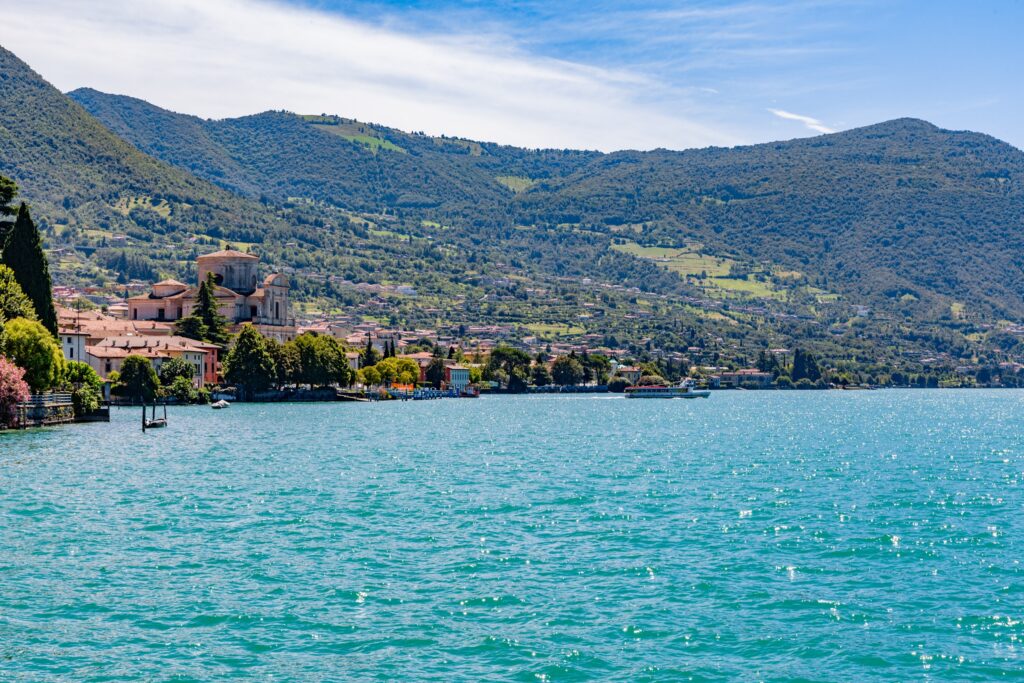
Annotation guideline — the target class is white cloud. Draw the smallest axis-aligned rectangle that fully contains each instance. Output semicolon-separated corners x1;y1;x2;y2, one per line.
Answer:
767;108;836;134
0;0;740;151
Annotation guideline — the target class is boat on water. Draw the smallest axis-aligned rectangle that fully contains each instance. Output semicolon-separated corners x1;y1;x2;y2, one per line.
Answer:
624;379;711;399
211;400;231;409
143;402;168;430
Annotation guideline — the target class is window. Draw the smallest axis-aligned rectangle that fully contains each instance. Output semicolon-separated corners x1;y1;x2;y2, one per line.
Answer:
69;348;74;359
275;301;280;319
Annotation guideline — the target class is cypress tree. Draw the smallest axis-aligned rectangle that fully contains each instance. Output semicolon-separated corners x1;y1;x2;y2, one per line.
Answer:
0;175;17;237
194;272;230;346
2;204;57;335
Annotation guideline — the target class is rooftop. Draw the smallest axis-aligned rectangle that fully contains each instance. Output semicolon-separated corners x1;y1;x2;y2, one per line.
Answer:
197;249;258;261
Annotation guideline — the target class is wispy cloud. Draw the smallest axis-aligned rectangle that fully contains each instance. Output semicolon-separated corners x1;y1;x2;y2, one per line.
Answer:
768;108;836;134
0;0;739;151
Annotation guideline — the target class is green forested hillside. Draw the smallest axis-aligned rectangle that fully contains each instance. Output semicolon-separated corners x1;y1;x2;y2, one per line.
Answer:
71;87;1024;322
0;47;284;249
69;88;599;219
515;120;1024;318
6;41;1024;381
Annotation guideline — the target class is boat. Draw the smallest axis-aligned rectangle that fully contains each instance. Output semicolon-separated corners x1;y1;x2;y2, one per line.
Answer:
211;399;231;409
143;402;168;430
624;379;711;399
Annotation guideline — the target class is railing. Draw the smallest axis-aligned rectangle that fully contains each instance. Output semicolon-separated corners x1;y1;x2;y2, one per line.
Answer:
17;392;74;407
15;392;76;428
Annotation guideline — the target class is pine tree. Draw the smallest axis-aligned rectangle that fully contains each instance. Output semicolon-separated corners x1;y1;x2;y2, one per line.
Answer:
2;204;57;335
194;272;230;345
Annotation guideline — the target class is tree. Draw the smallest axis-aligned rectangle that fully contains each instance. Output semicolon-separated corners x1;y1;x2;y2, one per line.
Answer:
158;357;196;386
0;175;17;238
167;375;200;403
118;355;159;402
531;363;552;386
289;333;351;388
223;324;277;398
0;355;30;425
791;348;822;384
487;346;531;390
359;366;381;387
584;353;612;385
65;360;103;416
552;356;585;386
194;273;230;345
4;318;65;392
266;336;298;387
0;264;35;325
425;358;446;388
1;204;57;335
174;315;208;342
361;338;380;368
374;357;420;386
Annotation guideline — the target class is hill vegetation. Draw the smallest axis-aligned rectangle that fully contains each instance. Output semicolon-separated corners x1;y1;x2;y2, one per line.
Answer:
3;43;1024;382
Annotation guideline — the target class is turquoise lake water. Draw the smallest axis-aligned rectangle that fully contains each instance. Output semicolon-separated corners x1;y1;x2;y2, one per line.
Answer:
1;391;1023;681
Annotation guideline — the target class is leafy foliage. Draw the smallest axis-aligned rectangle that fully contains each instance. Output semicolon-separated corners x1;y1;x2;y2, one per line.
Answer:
223;324;277;397
0;264;36;324
118;355;159;402
158;357;196;386
3;317;65;392
65;360;102;415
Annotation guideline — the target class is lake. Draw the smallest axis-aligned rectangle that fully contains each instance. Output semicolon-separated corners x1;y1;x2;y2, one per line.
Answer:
1;392;1022;680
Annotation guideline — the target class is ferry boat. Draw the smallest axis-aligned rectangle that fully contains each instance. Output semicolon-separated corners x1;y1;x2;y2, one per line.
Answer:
624;379;711;399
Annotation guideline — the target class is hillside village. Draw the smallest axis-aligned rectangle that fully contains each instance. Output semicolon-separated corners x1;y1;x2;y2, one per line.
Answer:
54;249;782;399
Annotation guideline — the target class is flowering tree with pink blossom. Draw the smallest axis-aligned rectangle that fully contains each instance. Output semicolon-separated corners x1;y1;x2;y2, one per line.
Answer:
0;355;30;427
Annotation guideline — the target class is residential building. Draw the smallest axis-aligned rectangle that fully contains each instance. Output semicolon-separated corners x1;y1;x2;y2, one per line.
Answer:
719;369;774;388
445;365;471;392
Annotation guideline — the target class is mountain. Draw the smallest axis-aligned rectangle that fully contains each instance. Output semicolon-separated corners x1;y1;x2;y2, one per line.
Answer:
68;88;599;219
71;87;1024;321
515;119;1024;318
0;46;283;254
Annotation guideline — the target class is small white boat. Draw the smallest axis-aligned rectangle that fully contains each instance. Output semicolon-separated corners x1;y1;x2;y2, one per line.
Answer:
625;379;711;399
211;400;231;409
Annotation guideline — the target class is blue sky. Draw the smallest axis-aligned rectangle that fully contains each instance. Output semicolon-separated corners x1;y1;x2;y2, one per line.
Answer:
2;0;1021;150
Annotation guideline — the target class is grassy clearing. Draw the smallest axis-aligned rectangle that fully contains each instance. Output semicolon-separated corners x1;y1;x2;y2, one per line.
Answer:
496;175;536;193
526;323;585;338
612;241;734;277
219;239;257;252
613;240;834;302
707;276;783;299
951;302;965;318
113;195;171;218
309;120;406;154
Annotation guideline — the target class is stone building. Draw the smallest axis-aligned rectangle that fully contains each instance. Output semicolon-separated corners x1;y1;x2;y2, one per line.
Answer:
127;250;296;342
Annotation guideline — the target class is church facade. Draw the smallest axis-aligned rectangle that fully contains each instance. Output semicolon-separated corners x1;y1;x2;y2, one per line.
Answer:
128;250;296;342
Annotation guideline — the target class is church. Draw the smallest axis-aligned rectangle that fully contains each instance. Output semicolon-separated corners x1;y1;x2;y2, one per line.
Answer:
128;250;296;342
